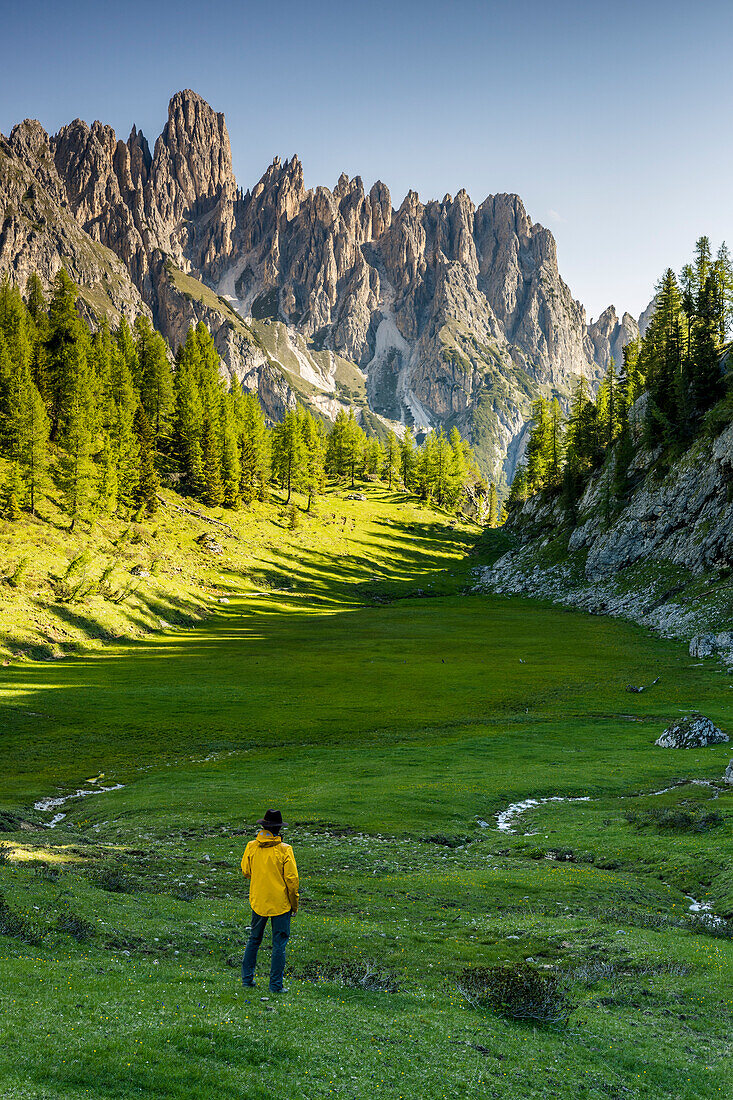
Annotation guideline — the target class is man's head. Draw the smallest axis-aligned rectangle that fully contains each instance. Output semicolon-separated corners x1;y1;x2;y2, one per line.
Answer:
257;808;287;835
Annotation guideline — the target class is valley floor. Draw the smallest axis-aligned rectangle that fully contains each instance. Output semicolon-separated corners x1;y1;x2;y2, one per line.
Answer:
0;487;731;1099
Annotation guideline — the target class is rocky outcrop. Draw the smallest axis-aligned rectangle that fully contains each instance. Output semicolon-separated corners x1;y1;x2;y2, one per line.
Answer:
2;89;639;481
476;418;733;644
0;126;146;321
587;306;639;372
655;714;728;749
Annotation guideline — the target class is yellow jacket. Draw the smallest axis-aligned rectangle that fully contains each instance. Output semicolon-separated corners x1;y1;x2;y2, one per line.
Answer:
241;831;299;916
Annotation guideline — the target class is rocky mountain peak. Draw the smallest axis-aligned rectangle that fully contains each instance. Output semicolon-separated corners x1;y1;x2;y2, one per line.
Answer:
0;88;639;487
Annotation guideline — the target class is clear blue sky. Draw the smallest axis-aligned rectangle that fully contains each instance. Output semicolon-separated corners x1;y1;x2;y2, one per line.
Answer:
2;0;731;320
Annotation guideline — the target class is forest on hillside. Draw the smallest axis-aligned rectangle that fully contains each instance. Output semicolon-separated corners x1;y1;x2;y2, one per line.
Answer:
0;271;493;529
509;236;733;518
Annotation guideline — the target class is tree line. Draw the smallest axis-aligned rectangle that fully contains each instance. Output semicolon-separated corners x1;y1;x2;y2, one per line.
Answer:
509;236;733;517
0;270;488;525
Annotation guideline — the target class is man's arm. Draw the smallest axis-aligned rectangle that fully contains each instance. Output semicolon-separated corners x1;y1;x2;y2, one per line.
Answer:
241;844;252;879
283;848;299;913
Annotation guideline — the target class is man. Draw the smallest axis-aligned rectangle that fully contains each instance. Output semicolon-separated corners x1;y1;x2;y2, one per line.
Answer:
240;808;299;993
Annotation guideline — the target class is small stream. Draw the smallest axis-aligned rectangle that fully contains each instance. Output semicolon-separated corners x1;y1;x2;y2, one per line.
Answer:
34;782;125;828
489;784;726;924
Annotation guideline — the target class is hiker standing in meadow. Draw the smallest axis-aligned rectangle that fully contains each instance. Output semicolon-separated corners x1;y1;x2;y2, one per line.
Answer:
241;809;299;993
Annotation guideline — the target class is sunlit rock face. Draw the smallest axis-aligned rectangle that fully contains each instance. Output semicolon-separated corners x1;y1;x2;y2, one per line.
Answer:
2;89;634;484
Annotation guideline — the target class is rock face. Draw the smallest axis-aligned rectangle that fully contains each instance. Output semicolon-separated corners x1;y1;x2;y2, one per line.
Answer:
725;760;733;784
0;125;146;322
1;90;636;478
689;632;733;661
654;714;728;749
587;306;639;373
476;418;733;645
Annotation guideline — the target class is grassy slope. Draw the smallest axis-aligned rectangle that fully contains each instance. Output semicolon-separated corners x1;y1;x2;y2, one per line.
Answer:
0;487;731;1100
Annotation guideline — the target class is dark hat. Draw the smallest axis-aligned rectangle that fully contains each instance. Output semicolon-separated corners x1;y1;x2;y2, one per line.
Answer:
257;808;287;829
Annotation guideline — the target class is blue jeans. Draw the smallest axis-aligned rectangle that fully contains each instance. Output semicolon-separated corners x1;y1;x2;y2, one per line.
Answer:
242;910;291;992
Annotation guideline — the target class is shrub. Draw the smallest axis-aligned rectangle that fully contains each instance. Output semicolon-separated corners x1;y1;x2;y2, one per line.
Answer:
87;864;131;893
295;959;398;993
457;963;573;1025
0;894;44;945
56;908;95;942
0;843;11;865
625;807;723;832
5;557;30;589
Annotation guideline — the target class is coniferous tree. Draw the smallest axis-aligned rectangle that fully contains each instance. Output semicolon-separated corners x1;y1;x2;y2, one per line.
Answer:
46;270;85;441
134;316;173;453
690;274;723;417
271;408;304;503
237;390;270;504
58;335;96;530
362;436;382;479
133;404;159;515
487;483;499;527
342;411;365;488
201;415;223;506
299;408;325;511
326;408;349;479
382;431;400;489
220;393;242;509
400;427;417;489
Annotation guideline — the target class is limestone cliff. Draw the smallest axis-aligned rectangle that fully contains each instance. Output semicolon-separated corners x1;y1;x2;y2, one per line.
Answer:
475;421;733;645
1;89;637;483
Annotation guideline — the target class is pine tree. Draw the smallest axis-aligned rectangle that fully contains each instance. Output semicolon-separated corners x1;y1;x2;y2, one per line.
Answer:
547;398;564;488
220;394;242;509
271;409;304;503
237;390;270;504
25;274;46;323
133;404;159;515
58;339;96;530
362;437;382;479
46;270;85;440
173;328;204;491
326;408;349;479
400;427;417;489
342;411;365;488
524;398;551;493
487;483;499;527
300;408;325;511
690;274;723;417
382;431;400;490
201;415;223;506
134;316;173;453
1;460;23;520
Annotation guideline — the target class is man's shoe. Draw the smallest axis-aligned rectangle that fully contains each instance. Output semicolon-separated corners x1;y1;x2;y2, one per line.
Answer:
242;981;257;988
270;987;288;994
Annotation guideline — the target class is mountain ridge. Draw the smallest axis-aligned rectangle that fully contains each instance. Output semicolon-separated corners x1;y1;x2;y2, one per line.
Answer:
1;89;639;486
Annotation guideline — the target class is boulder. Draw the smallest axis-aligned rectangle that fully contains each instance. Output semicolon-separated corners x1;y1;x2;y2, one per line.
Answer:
725;760;733;785
689;634;716;658
655;713;729;749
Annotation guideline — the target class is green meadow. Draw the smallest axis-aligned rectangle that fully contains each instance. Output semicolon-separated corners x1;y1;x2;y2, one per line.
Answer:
0;486;731;1099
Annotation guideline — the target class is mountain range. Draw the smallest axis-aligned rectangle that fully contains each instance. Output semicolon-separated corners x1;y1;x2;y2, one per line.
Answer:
0;89;640;487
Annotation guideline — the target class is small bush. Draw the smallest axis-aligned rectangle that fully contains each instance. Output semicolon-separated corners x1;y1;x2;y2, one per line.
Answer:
457;963;573;1025
5;557;30;588
625;807;723;832
0;894;45;945
420;834;471;848
0;843;11;865
34;863;60;882
56;908;95;942
87;864;131;893
295;959;398;993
